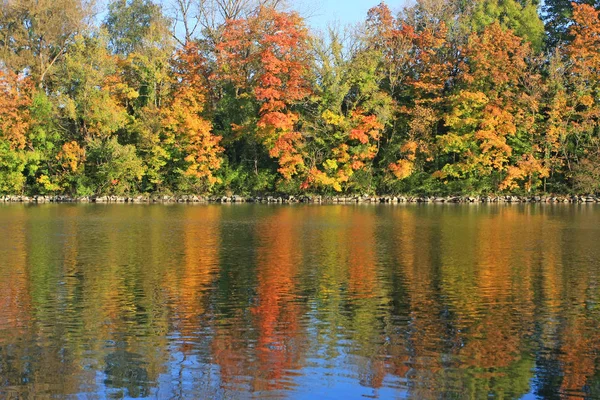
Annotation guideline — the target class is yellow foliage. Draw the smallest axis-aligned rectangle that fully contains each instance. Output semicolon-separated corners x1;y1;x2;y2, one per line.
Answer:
389;159;414;180
499;154;549;192
323;159;338;171
322;110;345;126
58;141;86;172
36;175;61;192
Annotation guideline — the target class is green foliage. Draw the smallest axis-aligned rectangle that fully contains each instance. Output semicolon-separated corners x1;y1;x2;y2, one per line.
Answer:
470;0;545;51
0;140;26;194
103;0;172;56
27;92;63;191
214;160;278;195
125;109;170;192
54;34;128;139
86;137;146;195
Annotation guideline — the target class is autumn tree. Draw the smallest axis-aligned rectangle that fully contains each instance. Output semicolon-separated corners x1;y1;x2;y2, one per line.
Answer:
0;0;92;88
216;7;311;189
559;4;600;192
161;43;223;192
372;2;458;193
301;24;391;193
543;0;600;47
0;70;32;193
438;23;547;192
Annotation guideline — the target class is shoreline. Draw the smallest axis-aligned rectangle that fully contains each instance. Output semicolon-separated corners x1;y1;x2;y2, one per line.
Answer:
1;194;599;204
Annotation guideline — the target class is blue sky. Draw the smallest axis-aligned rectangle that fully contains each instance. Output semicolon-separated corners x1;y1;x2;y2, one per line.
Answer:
301;0;413;31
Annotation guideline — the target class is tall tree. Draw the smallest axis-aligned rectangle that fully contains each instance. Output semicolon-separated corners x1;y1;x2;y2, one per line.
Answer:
0;0;91;88
370;2;458;190
543;0;600;48
217;7;311;186
439;23;547;192
470;0;545;51
560;4;600;192
104;0;172;56
161;43;223;192
0;70;32;193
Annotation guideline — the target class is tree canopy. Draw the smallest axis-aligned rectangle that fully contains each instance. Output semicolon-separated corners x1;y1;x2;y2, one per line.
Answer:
0;0;599;196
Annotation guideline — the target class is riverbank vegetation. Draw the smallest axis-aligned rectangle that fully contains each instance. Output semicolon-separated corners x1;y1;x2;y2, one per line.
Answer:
1;0;599;196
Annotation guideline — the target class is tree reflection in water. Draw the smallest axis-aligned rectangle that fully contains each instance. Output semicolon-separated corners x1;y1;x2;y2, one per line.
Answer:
0;204;599;398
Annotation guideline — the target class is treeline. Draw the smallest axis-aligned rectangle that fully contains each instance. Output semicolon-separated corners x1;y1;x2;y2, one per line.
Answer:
0;0;599;196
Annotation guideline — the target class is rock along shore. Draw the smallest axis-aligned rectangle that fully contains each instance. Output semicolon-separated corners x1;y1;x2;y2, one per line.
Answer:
1;194;600;204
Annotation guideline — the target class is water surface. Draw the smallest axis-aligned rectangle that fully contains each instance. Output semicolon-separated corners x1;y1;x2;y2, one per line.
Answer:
0;204;599;399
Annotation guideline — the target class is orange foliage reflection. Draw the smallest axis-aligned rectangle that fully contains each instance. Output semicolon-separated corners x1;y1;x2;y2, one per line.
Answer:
251;208;305;391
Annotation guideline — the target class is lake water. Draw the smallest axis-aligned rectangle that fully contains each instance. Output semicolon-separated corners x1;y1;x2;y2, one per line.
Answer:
0;204;599;399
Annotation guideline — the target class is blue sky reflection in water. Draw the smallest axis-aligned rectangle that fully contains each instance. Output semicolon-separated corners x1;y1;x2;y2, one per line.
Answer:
0;204;599;398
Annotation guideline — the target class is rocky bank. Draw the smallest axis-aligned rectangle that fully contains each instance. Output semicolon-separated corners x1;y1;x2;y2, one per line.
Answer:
1;194;600;204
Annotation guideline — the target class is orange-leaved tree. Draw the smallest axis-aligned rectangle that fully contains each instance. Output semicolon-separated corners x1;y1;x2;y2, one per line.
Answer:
217;7;311;182
0;69;33;193
439;23;547;192
387;18;455;182
162;43;223;192
561;4;600;192
0;70;33;151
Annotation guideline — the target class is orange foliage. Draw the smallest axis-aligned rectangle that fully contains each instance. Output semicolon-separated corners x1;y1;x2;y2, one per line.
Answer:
561;4;600;156
303;110;383;192
500;154;549;192
218;7;311;181
0;70;33;150
439;23;546;185
387;8;454;179
57;141;86;172
366;3;414;93
163;43;223;186
568;4;600;80
389;159;414;180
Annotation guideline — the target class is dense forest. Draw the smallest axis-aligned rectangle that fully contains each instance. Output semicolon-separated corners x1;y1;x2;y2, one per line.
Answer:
0;0;599;196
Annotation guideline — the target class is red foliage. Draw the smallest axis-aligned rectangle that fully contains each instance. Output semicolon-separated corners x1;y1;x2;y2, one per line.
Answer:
218;7;312;181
